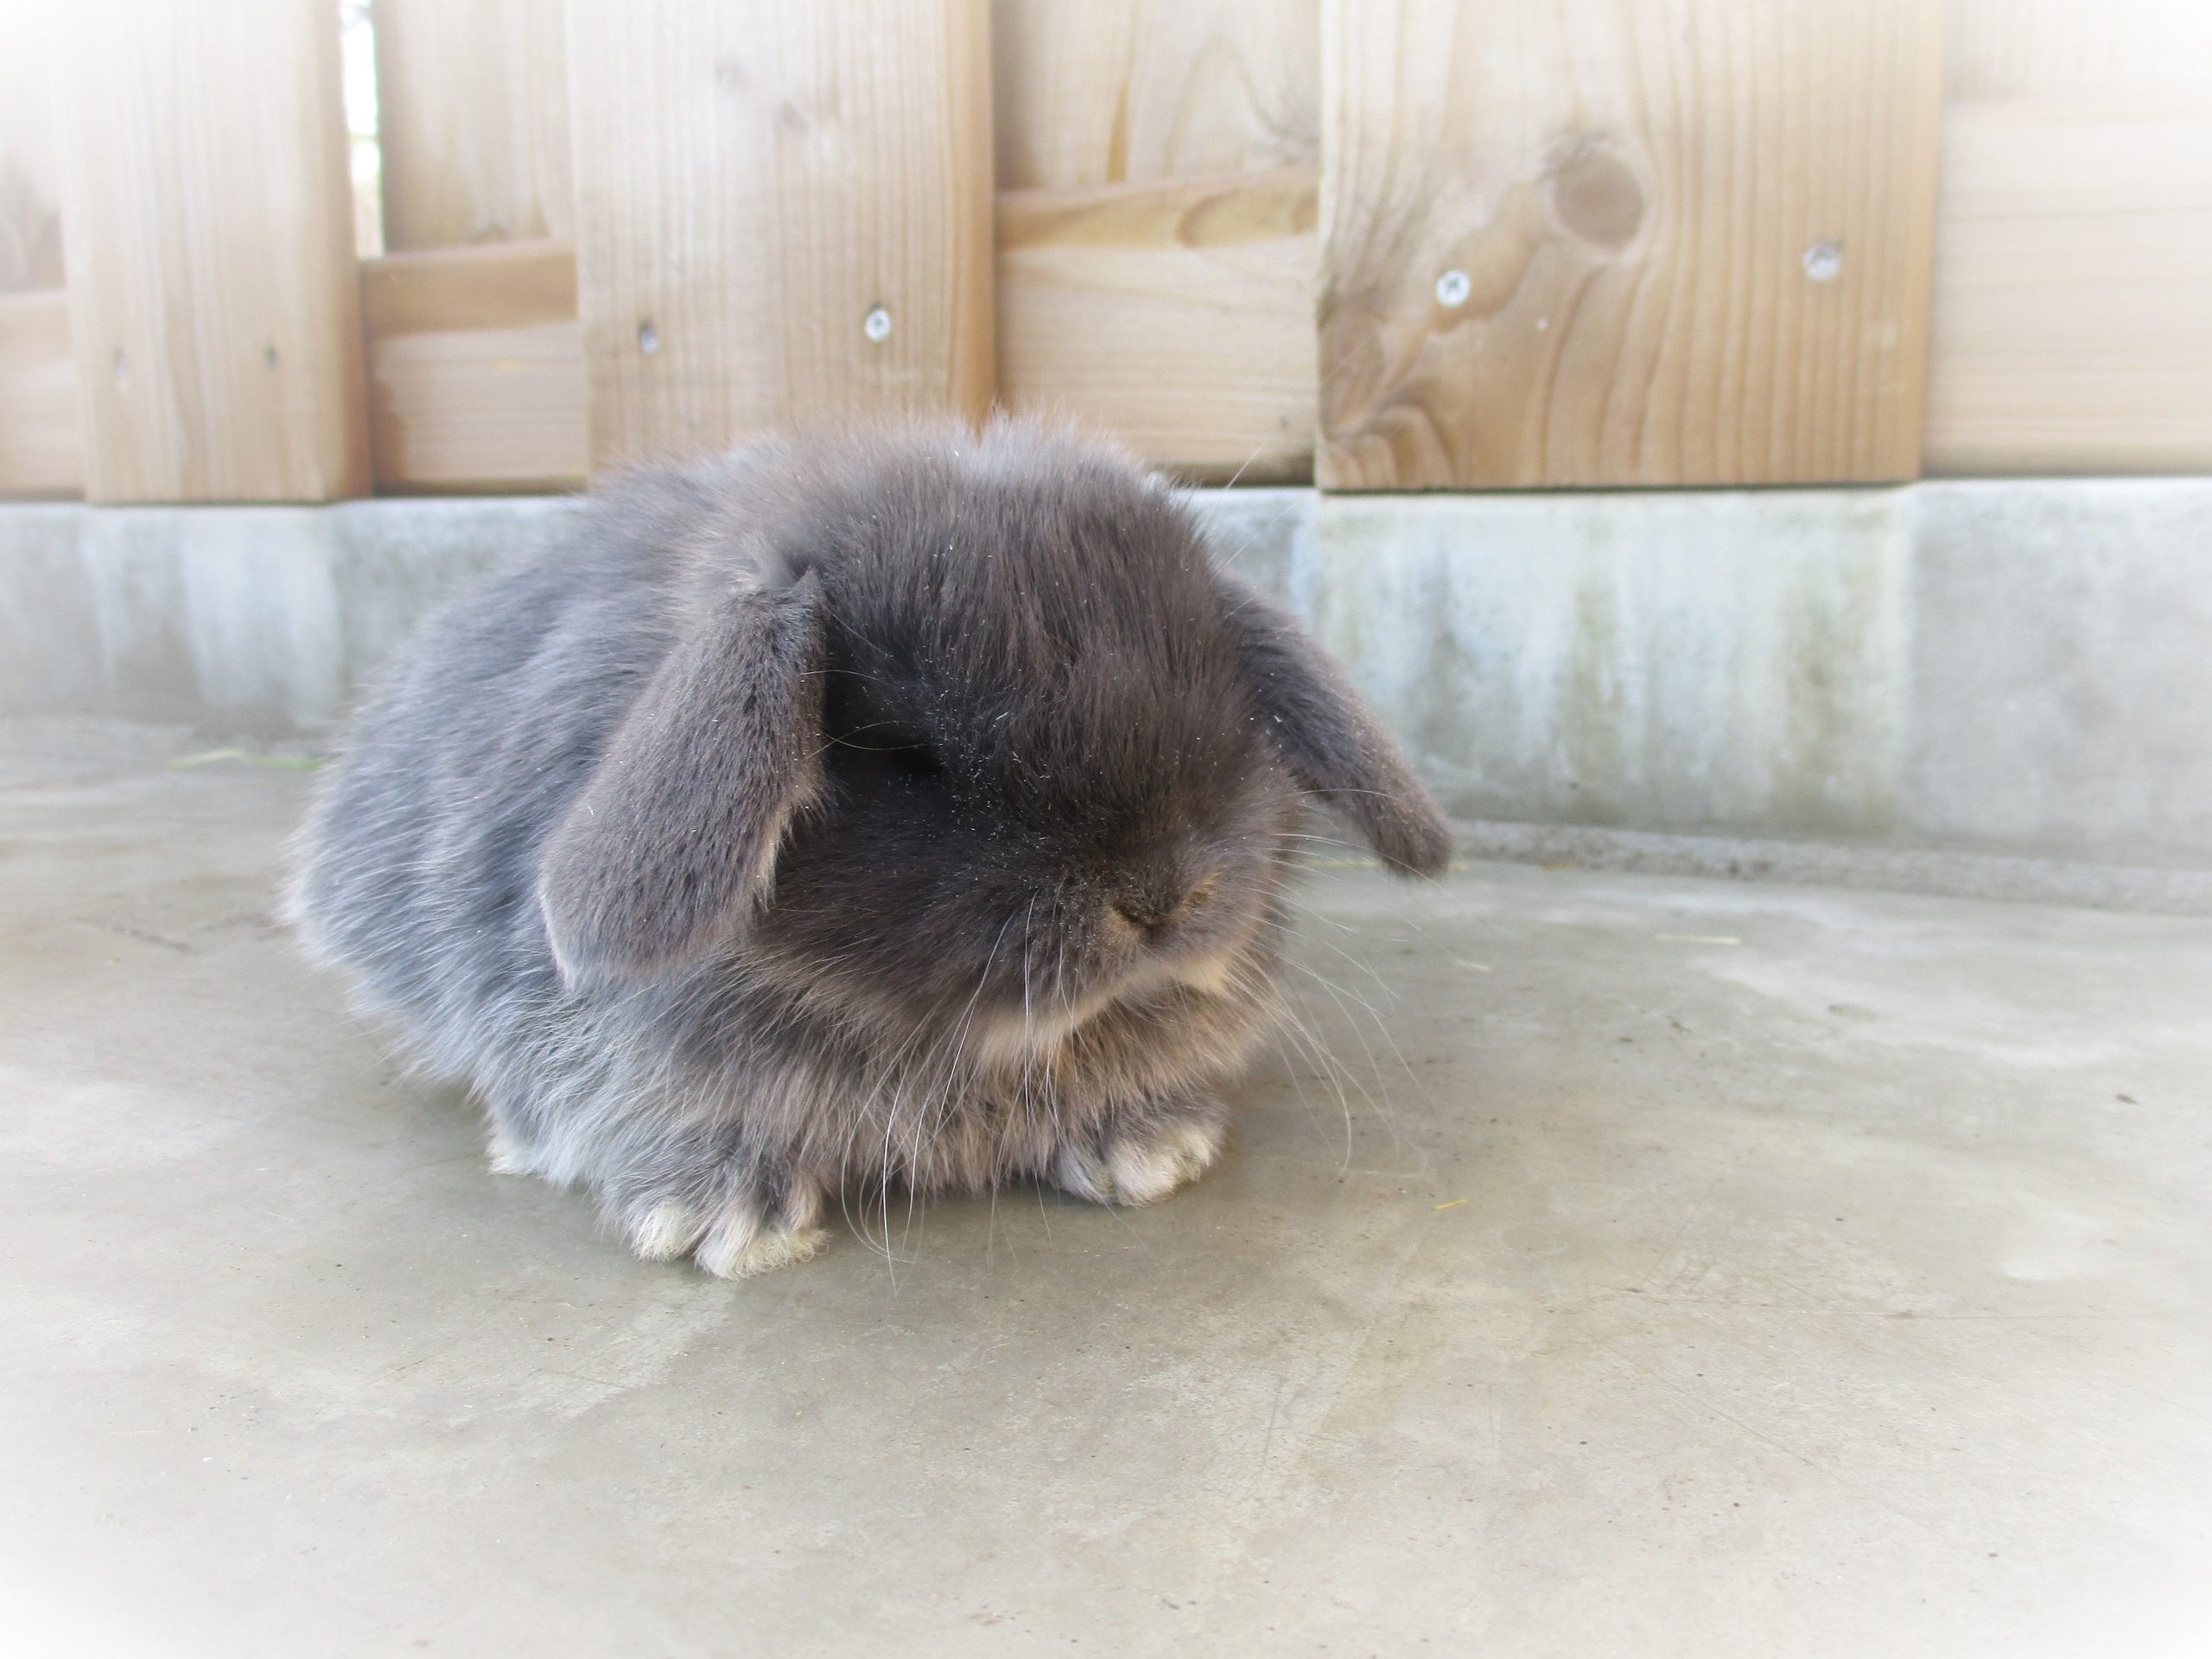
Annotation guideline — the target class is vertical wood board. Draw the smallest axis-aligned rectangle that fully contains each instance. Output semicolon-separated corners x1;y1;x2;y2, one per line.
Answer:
53;0;369;501
0;289;82;494
992;1;1318;190
0;3;65;293
1319;0;1947;489
373;0;575;251
566;0;995;470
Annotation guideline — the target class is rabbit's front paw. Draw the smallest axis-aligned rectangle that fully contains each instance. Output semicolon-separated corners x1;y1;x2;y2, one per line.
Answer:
621;1178;829;1279
1055;1114;1225;1207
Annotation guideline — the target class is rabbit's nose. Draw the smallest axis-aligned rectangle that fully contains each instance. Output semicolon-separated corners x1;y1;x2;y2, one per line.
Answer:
1113;897;1176;935
1111;873;1217;940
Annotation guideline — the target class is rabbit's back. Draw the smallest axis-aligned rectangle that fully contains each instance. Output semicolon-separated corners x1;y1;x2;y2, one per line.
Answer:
289;471;714;1066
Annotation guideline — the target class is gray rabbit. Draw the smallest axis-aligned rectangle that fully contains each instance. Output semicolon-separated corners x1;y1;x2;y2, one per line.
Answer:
287;420;1450;1276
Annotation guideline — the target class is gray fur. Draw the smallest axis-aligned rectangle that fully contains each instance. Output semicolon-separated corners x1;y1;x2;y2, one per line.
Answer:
286;418;1451;1275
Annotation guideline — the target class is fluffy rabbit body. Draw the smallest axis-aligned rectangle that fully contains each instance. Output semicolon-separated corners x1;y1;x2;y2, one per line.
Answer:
289;422;1448;1276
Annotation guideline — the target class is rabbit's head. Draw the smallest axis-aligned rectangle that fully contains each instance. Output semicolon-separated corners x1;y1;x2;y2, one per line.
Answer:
537;423;1450;1057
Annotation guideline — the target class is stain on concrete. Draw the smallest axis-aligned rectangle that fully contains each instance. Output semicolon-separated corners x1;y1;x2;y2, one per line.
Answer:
1312;490;1909;840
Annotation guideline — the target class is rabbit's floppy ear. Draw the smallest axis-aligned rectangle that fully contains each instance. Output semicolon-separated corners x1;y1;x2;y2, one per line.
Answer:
539;569;826;981
1217;575;1452;878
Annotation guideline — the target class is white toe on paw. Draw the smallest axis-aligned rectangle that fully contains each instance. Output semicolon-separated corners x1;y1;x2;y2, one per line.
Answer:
1107;1119;1225;1205
1060;1119;1225;1206
625;1197;707;1262
486;1122;534;1176
1052;1144;1116;1204
623;1177;827;1277
691;1179;829;1279
695;1214;827;1280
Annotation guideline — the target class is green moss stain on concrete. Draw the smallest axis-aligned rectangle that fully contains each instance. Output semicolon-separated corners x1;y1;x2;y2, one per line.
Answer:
1312;490;1909;839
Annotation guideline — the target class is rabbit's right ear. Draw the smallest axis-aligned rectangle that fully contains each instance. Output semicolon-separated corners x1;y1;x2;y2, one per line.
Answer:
538;570;825;982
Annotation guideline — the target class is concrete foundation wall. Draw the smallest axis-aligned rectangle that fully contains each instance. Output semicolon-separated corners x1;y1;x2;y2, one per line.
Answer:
4;480;2209;867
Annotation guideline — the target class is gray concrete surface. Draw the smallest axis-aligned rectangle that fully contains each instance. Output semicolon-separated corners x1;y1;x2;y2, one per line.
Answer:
1313;489;1910;842
0;499;582;733
6;478;2210;867
1904;481;2212;862
3;721;2208;1658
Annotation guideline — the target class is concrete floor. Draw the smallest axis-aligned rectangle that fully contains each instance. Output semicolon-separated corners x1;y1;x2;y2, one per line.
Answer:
3;721;2209;1658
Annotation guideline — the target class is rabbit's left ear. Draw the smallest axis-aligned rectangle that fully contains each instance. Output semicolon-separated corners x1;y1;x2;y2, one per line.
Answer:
538;570;825;982
1217;575;1452;878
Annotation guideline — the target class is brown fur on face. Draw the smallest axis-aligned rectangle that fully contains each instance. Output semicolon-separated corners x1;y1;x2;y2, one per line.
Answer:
287;417;1451;1276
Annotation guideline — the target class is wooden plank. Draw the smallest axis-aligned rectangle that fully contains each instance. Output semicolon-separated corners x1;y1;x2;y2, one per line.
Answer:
52;0;369;501
1318;0;1947;489
0;289;83;495
566;0;995;471
362;172;1315;492
1946;0;2212;103
0;11;79;496
361;239;586;490
998;169;1316;481
372;0;575;251
1924;105;2212;474
0;8;65;294
1928;0;2212;474
992;1;1318;190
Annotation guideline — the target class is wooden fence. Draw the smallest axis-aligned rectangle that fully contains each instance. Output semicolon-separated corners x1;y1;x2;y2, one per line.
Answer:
1;0;2209;502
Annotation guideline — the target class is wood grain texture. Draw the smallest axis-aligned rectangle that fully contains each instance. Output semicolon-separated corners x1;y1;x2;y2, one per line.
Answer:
1946;0;2212;103
0;289;82;494
992;0;1318;190
53;0;369;501
0;3;73;493
998;169;1316;480
1318;0;1946;489
372;0;575;251
358;169;1320;491
566;0;995;471
1927;0;2212;473
361;239;586;489
0;3;65;293
1924;105;2212;474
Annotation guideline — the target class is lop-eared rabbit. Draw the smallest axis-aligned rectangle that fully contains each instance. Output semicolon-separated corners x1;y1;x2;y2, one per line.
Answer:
289;421;1449;1276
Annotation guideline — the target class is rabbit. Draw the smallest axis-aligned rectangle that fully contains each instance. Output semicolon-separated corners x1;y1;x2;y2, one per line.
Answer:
286;418;1451;1277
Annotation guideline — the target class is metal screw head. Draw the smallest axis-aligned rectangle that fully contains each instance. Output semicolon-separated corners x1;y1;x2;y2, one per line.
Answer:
1802;242;1843;282
862;305;893;344
1434;269;1471;308
637;321;659;353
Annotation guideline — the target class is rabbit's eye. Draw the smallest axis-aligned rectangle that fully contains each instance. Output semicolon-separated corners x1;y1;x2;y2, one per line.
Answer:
836;723;944;781
887;737;944;779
